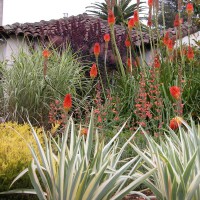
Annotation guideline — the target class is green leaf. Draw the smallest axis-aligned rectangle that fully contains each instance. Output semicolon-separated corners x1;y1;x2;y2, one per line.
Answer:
28;160;47;200
110;168;156;200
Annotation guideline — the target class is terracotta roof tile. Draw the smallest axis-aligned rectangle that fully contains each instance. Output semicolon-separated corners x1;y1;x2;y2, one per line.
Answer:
0;14;198;67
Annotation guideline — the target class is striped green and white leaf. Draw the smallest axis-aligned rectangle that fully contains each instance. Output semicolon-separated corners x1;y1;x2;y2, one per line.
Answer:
130;119;200;200
0;111;153;200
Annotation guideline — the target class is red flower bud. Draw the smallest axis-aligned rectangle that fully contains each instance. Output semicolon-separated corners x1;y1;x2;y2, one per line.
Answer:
153;56;160;68
170;117;182;130
147;16;152;27
81;128;88;136
42;49;50;58
128;18;135;30
93;43;100;58
133;11;139;24
167;39;175;51
125;37;131;48
187;46;194;60
108;10;115;26
148;0;153;7
174;14;183;27
63;94;72;112
163;32;170;46
186;3;194;15
170;86;181;100
104;33;110;42
90;63;98;79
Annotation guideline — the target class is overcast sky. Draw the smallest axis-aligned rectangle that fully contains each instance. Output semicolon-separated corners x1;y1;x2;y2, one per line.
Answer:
3;0;105;25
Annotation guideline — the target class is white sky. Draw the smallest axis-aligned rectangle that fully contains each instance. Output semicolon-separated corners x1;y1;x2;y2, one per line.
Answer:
3;0;105;25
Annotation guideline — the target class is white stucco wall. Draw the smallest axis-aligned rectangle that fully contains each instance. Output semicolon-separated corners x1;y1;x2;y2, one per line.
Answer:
177;31;200;46
0;36;29;67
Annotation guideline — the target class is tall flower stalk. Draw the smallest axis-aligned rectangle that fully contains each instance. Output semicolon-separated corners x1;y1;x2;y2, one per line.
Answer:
108;9;126;81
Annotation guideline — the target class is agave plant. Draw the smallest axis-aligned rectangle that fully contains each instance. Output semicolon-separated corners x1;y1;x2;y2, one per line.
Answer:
86;0;146;24
130;119;200;200
0;111;155;200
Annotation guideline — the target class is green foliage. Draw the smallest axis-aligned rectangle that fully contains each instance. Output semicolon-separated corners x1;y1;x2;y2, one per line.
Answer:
0;122;42;193
131;119;200;200
0;46;90;125
86;0;146;24
0;112;155;200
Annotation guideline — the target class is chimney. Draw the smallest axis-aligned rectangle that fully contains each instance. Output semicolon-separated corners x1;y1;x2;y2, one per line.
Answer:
0;0;3;25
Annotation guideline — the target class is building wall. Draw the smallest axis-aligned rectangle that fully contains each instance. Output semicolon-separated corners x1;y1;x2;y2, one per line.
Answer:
177;31;200;46
0;36;29;67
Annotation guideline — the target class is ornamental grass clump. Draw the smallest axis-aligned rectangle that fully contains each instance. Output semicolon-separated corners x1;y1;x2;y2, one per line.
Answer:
130;119;200;200
0;111;155;200
0;46;90;125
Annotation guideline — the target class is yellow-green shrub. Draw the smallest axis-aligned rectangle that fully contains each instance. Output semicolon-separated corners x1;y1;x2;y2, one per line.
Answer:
0;122;43;192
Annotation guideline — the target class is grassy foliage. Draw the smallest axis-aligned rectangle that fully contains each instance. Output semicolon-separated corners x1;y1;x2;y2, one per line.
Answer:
0;47;90;125
0;112;155;200
131;119;200;200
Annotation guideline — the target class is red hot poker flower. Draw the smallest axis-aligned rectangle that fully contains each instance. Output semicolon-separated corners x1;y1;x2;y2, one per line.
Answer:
147;16;152;27
170;86;181;100
128;18;135;30
90;63;98;79
170;117;182;130
81;128;88;136
148;0;153;7
42;49;50;58
153;56;160;68
167;39;174;51
93;43;100;58
174;14;183;27
186;3;194;15
104;33;110;42
133;11;139;24
125;37;131;48
108;10;115;26
163;32;170;46
187;46;194;60
63;94;72;112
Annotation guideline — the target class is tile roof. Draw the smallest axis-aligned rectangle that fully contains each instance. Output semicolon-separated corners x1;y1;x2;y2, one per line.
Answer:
0;14;198;66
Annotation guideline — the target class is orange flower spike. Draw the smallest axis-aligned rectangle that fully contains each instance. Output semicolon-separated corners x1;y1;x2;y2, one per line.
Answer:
174;14;183;27
104;33;110;42
167;39;174;51
170;86;181;100
170;117;183;130
90;63;98;79
125;37;131;48
163;32;170;46
81;128;88;136
154;56;160;68
42;49;50;58
128;18;135;30
147;16;152;27
186;3;194;15
108;10;115;26
93;43;100;58
63;94;72;112
148;0;153;7
187;46;194;60
133;11;139;24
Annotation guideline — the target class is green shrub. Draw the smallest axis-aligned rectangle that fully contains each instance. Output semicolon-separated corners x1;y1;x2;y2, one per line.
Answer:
0;46;90;125
0;122;42;193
